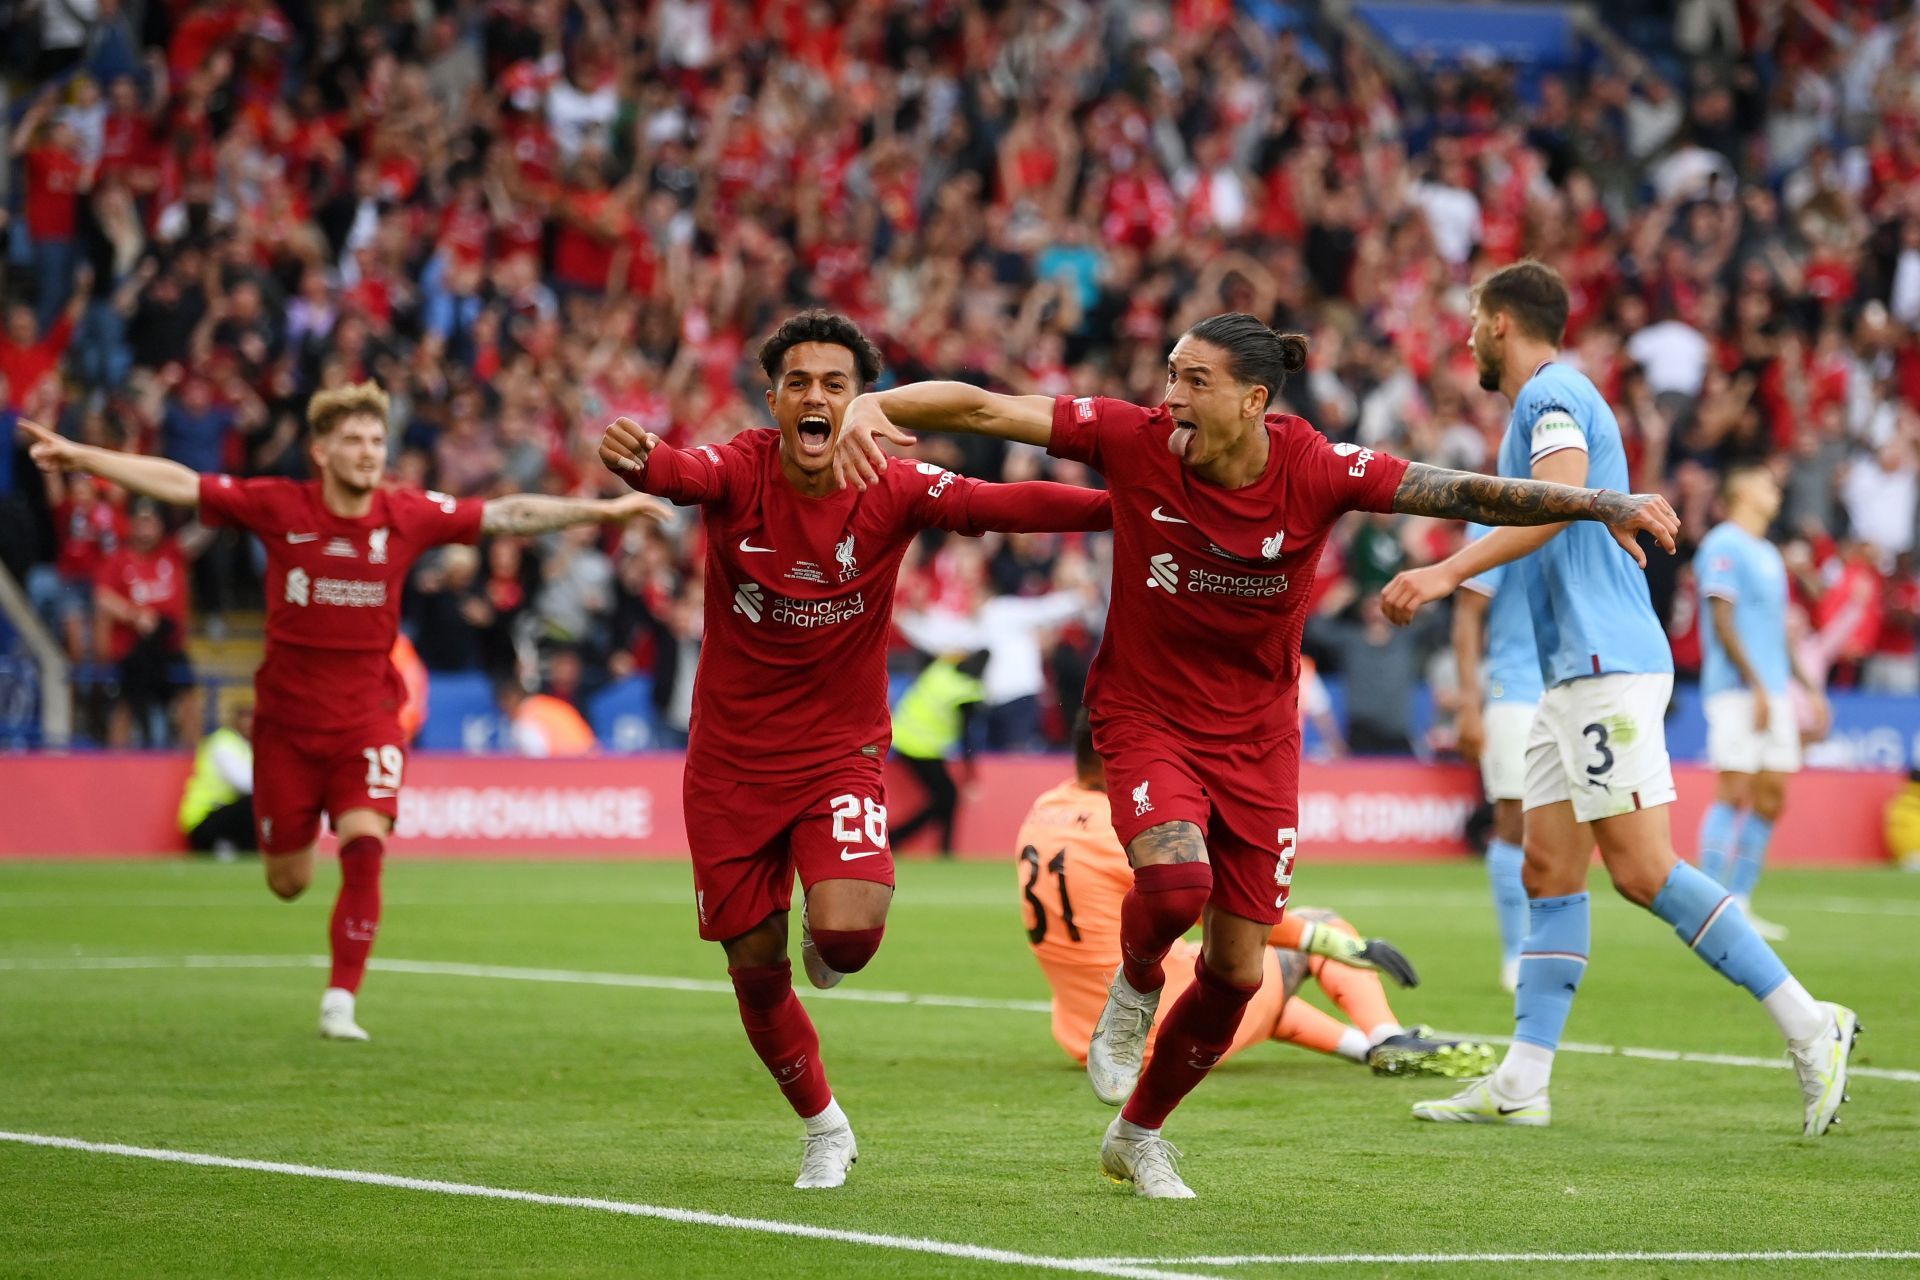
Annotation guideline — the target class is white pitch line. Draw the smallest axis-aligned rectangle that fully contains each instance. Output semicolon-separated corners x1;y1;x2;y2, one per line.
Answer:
0;1131;1207;1280
1085;1252;1920;1268
3;954;1914;1083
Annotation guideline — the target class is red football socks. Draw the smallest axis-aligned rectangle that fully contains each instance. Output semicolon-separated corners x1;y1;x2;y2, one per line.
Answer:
1118;862;1212;992
328;835;384;993
1121;957;1258;1129
730;959;833;1118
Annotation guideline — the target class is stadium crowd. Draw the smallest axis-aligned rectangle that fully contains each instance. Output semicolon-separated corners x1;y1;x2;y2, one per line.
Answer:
2;0;1918;749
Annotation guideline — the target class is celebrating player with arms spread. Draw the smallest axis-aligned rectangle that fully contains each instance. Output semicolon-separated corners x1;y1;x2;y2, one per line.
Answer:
834;312;1677;1197
598;310;1109;1191
26;384;665;1041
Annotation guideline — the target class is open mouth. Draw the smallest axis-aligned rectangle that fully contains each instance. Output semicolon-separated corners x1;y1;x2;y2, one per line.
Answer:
796;413;833;457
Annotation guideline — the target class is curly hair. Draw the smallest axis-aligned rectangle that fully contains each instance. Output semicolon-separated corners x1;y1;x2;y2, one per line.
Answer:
757;310;884;387
307;380;391;438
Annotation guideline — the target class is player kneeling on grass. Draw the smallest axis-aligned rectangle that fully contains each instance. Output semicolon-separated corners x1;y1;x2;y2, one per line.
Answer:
1019;714;1494;1080
25;385;666;1042
597;310;1110;1190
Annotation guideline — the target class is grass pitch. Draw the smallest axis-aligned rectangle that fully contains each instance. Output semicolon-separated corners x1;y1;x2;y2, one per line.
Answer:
1;856;1915;1279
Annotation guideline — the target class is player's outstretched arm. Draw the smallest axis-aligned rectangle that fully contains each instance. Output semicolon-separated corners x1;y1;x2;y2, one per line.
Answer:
22;419;202;508
835;384;1055;491
1381;460;1679;626
597;416;726;505
480;491;669;536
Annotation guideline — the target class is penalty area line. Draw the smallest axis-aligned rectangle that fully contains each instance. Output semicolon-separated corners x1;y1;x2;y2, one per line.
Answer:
1086;1252;1920;1268
0;1130;1209;1280
5;954;1915;1084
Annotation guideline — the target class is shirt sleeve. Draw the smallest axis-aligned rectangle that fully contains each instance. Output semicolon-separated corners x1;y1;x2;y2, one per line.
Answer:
1696;538;1740;603
1461;525;1500;597
920;473;1113;536
626;439;734;506
396;487;485;547
1519;386;1590;464
1045;395;1157;476
197;474;280;532
1292;426;1411;518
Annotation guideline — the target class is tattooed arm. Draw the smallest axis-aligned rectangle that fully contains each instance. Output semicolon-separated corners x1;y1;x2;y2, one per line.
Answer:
1381;453;1680;626
480;491;668;536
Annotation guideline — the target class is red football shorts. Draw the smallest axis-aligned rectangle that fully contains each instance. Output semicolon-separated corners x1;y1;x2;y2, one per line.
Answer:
1092;715;1300;926
684;757;895;942
253;718;407;855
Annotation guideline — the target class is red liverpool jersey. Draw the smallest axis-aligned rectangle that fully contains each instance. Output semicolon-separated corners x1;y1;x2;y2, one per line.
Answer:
1047;394;1408;744
634;428;1108;782
198;476;483;730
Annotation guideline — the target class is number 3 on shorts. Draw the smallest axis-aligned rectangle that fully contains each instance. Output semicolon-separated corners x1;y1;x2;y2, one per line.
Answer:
829;793;888;847
362;745;403;791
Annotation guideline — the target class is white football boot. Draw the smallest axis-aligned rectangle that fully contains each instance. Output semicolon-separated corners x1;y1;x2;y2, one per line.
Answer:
794;1125;858;1189
1790;1002;1860;1137
1099;1116;1196;1199
1411;1075;1550;1126
1086;967;1160;1106
318;988;370;1042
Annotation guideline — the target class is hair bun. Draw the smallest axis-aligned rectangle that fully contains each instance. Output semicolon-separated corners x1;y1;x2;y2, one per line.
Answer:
1273;331;1309;375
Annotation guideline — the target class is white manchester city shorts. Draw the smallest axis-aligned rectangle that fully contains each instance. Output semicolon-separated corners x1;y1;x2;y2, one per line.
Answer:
1525;673;1677;822
1479;699;1538;802
1705;689;1802;775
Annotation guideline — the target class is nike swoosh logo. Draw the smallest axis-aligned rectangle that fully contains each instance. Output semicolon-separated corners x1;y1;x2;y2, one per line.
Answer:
739;538;775;553
1149;507;1189;524
286;533;319;543
839;850;884;862
1496;1103;1533;1115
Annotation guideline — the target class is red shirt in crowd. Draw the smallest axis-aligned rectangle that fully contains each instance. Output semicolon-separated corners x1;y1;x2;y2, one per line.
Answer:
24;146;87;240
55;496;125;582
94;540;189;660
0;315;75;410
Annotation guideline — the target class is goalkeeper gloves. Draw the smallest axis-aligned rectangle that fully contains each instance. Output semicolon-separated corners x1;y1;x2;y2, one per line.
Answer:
1298;920;1420;988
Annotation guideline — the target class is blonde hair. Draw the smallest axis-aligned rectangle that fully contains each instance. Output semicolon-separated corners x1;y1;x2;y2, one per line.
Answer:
307;380;391;438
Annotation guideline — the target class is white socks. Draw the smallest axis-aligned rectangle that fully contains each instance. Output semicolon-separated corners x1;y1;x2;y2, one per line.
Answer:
1336;1027;1371;1063
802;1098;849;1137
1113;1116;1159;1140
1494;1042;1555;1098
1366;1023;1406;1047
1762;977;1828;1045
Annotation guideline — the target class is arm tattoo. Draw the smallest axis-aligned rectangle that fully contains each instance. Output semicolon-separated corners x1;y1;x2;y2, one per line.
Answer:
480;495;605;536
1390;462;1635;526
1126;821;1208;869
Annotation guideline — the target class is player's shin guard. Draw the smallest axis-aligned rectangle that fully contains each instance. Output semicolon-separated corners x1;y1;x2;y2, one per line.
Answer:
1120;958;1256;1129
1650;862;1788;1000
1696;802;1740;885
1728;814;1775;900
1512;892;1589;1052
1117;863;1212;994
327;835;383;994
729;959;833;1119
1487;839;1528;965
809;926;884;975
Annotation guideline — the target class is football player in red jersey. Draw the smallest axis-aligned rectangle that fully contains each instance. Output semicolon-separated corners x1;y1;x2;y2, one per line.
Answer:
833;314;1678;1197
24;386;665;1041
597;310;1110;1190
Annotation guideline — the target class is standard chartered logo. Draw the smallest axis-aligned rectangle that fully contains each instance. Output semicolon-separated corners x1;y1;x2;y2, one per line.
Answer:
733;581;765;622
1145;552;1287;598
